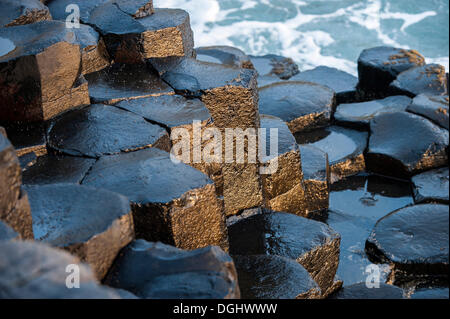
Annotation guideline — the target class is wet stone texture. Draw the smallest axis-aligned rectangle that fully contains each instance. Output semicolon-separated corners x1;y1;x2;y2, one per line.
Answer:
249;54;299;80
0;0;52;28
410;287;449;299
366;204;449;286
330;282;403;299
0;21;90;123
104;240;239;299
366;112;448;178
233;255;321;299
82;148;229;252
407;94;449;130
334;95;412;130
412;168;449;204
25;183;135;280
259;82;336;133
48;104;170;158
196;46;254;69
296;126;368;183
0;220;18;241
357;46;425;97
4;122;48;164
228;211;341;297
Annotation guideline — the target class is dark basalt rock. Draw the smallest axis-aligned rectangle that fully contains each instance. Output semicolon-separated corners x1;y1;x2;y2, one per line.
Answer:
82;147;229;251
0;241;123;299
104;240;239;299
390;64;448;97
233;255;320;299
0;220;18;241
0;0;52;27
407;94;449;130
366;204;449;285
330;282;403;299
4;122;47;161
296;126;368;183
412;168;449;204
366;112;448;178
249;54;299;80
358;46;425;96
335;95;412;129
259;81;336;133
85;63;174;105
196;46;254;69
24;183;134;280
290;66;358;104
410;287;449;299
22;154;96;185
256;74;284;88
0;22;90;123
48;104;170;158
228;211;340;296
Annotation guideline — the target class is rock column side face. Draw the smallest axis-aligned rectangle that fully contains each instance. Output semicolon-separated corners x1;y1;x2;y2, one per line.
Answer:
0;0;52;28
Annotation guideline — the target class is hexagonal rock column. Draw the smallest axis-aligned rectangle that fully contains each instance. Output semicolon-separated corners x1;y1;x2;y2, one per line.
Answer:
0;132;33;239
330;283;403;299
0;22;90;124
357;46;425;97
233;255;321;299
249;54;299;80
366;204;449;286
366;112;448;178
82;147;229;252
228;211;341;297
0;241;123;299
48;104;170;158
412;168;449;204
0;0;52;27
196;46;254;69
407;94;449;130
259;82;336;133
104;240;240;299
24;183;135;280
150;58;264;216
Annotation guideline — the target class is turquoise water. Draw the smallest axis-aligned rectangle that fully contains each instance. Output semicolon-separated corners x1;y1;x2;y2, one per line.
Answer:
154;0;449;75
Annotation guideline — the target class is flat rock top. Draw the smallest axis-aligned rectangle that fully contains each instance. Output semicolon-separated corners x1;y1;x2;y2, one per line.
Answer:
116;95;210;128
105;240;238;299
300;145;328;182
82;148;213;204
85;64;174;104
407;94;449;129
259;81;335;123
358;46;425;77
0;221;18;241
290;66;358;95
48;104;168;158
196;45;250;68
410;287;449;299
260;114;298;162
228;212;339;259
391;64;447;96
368;111;449;170
25;183;130;247
233;255;318;299
335;95;412;127
249;54;299;79
412;168;449;204
331;282;403;299
0;0;50;27
367;204;449;265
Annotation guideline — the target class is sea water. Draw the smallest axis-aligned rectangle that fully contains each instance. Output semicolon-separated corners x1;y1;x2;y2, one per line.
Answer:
154;0;449;75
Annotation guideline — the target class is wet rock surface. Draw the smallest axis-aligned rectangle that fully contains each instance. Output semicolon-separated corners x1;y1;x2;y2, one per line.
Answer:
259;82;336;133
25;183;134;279
366;112;448;178
249;54;299;80
4;123;48;160
335;95;412;129
0;0;52;28
410;287;449;299
407;94;449;130
412;168;449;204
82;147;229;251
0;220;18;241
48;104;170;158
104;240;239;299
331;282;403;299
196;46;253;69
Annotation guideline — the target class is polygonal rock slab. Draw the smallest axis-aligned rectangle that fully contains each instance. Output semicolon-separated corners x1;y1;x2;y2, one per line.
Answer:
0;0;52;27
259;82;336;133
0;220;18;241
196;45;254;69
25;183;134;280
335;95;412;130
358;46;425;96
0;241;123;299
104;240;239;299
228;211;340;296
296;126;368;183
249;54;299;80
412;168;449;204
233;255;321;299
82;148;229;251
366;112;448;178
407;94;449;130
48;104;170;158
85;63;174;104
290;66;358;104
366;204;449;285
3;122;47;161
331;283;403;299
